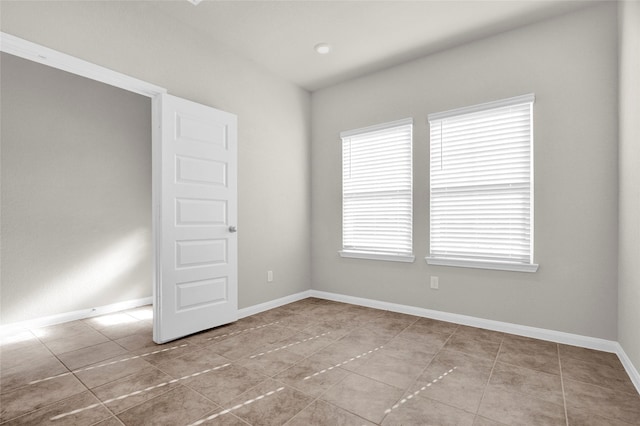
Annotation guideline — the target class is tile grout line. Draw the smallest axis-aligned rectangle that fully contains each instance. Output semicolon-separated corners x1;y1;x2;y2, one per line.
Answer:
1;327;81;400
379;323;459;424
187;385;286;426
248;332;331;359
0;387;90;424
556;353;640;397
87;412;126;426
383;367;458;416
49;362;232;421
84;386;117;423
298;366;359;422
205;321;281;342
82;316;147;421
27;343;190;385
177;366;290;424
90;321;159;364
472;334;504;424
302;346;384;380
88;316;150;345
279;369;337;426
174;375;235;423
269;352;353;414
558;344;570;426
281;396;322;426
86;379;178;422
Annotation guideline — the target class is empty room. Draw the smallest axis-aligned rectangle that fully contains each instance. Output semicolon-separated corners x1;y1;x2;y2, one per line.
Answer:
1;0;639;425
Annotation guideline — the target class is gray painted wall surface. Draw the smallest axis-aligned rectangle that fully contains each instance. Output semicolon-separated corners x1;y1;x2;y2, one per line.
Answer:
311;4;619;339
1;53;152;324
1;1;311;323
618;0;640;373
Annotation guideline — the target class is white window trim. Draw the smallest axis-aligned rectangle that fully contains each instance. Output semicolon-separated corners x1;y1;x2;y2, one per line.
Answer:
425;256;538;273
340;118;414;262
341;250;416;263
428;94;537;273
340;118;413;138
428;93;535;121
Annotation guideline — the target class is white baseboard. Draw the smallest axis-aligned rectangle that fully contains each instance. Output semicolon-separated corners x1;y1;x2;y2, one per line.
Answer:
309;290;617;352
237;290;312;319
308;289;640;394
0;296;153;336
615;343;640;394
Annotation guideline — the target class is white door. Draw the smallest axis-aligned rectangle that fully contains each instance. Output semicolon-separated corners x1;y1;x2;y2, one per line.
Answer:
153;94;238;343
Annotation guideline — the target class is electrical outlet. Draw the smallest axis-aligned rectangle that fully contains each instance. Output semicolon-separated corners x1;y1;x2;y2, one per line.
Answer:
267;270;273;282
430;276;439;289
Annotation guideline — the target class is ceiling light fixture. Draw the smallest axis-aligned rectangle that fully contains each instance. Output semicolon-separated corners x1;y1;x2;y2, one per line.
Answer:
314;43;332;55
187;0;203;5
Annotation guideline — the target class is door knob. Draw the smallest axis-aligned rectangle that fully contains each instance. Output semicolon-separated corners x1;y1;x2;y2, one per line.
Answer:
229;226;237;233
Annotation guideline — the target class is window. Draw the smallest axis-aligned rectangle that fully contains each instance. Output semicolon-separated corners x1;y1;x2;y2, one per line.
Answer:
340;118;414;262
427;94;538;272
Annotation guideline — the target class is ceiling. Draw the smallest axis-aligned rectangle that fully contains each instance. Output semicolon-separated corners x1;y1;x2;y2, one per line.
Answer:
152;0;597;92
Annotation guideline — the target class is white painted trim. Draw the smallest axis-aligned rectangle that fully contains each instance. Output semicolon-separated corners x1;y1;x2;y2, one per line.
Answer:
0;297;153;336
340;117;413;139
340;250;415;263
615;343;640;394
0;32;166;98
309;290;618;352
237;291;312;319
428;93;535;121
426;257;539;273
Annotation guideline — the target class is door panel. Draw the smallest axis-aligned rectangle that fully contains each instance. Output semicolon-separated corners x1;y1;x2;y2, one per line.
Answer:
153;94;237;343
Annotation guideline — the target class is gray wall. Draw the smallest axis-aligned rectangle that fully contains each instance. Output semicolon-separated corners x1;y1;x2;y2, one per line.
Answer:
1;53;152;324
618;0;640;371
311;4;619;339
1;1;311;324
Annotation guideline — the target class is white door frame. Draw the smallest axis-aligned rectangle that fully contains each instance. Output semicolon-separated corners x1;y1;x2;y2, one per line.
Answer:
0;32;166;326
0;32;167;98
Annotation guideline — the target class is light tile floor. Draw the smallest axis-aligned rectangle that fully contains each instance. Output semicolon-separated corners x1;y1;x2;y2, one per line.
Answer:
1;298;639;425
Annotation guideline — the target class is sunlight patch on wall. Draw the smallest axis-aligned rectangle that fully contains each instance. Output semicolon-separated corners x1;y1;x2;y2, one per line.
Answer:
3;229;149;326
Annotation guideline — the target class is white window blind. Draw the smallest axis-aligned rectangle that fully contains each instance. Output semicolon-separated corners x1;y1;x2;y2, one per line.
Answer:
340;118;414;262
427;94;538;272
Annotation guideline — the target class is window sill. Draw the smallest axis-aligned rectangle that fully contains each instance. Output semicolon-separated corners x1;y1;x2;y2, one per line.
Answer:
340;250;415;263
425;257;538;273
